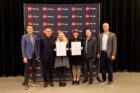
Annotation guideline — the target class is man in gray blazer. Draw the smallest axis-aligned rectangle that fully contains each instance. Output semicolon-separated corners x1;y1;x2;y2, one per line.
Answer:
97;23;117;86
21;25;40;90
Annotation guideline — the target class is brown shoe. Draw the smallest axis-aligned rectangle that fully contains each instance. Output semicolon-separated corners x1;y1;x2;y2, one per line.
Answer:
49;82;54;87
35;81;40;84
24;84;28;90
44;82;48;87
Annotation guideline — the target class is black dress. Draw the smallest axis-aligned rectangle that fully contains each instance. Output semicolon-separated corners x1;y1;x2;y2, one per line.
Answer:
70;38;83;66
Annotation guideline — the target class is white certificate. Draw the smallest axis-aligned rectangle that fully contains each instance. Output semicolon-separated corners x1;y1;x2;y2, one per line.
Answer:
56;42;66;56
71;42;81;56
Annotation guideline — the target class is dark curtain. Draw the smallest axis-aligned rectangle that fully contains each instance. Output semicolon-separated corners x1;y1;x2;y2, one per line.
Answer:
0;0;140;76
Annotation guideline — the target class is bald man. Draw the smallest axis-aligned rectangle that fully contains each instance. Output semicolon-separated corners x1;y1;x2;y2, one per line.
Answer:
97;23;117;87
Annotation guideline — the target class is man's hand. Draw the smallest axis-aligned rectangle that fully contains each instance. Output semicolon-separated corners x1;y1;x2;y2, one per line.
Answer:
81;47;83;50
54;48;56;52
97;54;100;59
66;48;69;51
35;56;40;61
23;57;27;63
111;56;116;60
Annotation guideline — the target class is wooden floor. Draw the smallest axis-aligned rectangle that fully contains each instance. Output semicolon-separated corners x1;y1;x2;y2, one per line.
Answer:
0;72;140;93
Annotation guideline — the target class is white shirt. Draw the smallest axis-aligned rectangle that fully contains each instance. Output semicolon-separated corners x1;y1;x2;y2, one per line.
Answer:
102;33;109;50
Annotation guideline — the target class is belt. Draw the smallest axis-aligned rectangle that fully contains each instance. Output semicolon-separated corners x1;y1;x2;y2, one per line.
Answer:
101;50;107;52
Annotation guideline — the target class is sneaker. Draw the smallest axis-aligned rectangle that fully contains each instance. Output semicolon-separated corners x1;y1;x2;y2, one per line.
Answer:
100;81;106;85
108;82;113;87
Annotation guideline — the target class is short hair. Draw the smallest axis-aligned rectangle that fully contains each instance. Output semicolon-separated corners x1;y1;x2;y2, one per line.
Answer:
26;24;33;29
103;22;109;27
45;27;52;31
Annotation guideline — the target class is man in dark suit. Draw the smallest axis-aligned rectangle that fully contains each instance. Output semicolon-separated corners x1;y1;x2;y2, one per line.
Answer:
21;25;40;90
97;23;117;87
40;28;55;87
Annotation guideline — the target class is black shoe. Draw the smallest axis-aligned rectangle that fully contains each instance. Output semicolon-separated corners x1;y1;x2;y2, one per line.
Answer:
76;81;80;85
49;82;54;87
72;80;76;85
89;79;93;84
59;82;63;87
82;79;88;83
62;82;66;87
44;82;48;87
96;77;101;83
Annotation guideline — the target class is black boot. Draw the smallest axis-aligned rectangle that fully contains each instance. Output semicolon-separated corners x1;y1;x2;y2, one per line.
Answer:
89;78;93;84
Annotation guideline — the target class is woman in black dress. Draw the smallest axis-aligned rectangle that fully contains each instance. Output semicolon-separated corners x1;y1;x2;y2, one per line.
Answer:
70;29;83;85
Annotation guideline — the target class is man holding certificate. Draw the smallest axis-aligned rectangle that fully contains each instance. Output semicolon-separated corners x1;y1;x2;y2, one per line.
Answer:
54;32;70;87
70;29;83;85
82;28;98;84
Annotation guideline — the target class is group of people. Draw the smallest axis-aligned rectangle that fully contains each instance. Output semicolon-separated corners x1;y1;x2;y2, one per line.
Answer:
21;22;117;90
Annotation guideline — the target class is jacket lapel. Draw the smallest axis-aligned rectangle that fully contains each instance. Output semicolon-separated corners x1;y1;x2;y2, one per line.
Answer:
33;34;36;45
100;33;103;49
107;32;111;45
27;34;32;44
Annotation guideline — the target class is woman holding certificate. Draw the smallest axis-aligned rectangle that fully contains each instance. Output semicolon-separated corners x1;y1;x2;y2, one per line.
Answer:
70;29;83;85
54;32;70;87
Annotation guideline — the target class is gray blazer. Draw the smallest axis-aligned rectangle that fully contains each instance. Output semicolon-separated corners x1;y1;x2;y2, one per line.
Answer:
98;32;117;58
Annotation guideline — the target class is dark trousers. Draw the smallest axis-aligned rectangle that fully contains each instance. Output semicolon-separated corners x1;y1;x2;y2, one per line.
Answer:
100;51;113;82
24;54;36;84
83;59;94;80
41;55;54;83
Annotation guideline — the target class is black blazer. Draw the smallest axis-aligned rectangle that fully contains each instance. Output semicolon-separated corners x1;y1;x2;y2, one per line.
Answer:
40;35;55;56
83;36;98;59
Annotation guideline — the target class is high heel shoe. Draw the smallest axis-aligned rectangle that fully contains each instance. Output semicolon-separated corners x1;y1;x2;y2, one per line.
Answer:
72;80;76;85
76;81;80;85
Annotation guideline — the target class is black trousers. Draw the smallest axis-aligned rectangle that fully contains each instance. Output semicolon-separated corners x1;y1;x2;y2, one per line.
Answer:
41;55;54;83
83;59;94;80
24;54;36;84
100;51;113;82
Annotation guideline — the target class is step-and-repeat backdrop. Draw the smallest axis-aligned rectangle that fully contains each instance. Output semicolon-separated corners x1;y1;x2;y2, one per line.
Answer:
24;3;100;79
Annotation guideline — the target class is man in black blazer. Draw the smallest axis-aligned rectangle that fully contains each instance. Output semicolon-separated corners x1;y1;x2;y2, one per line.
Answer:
40;28;55;87
82;28;98;84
